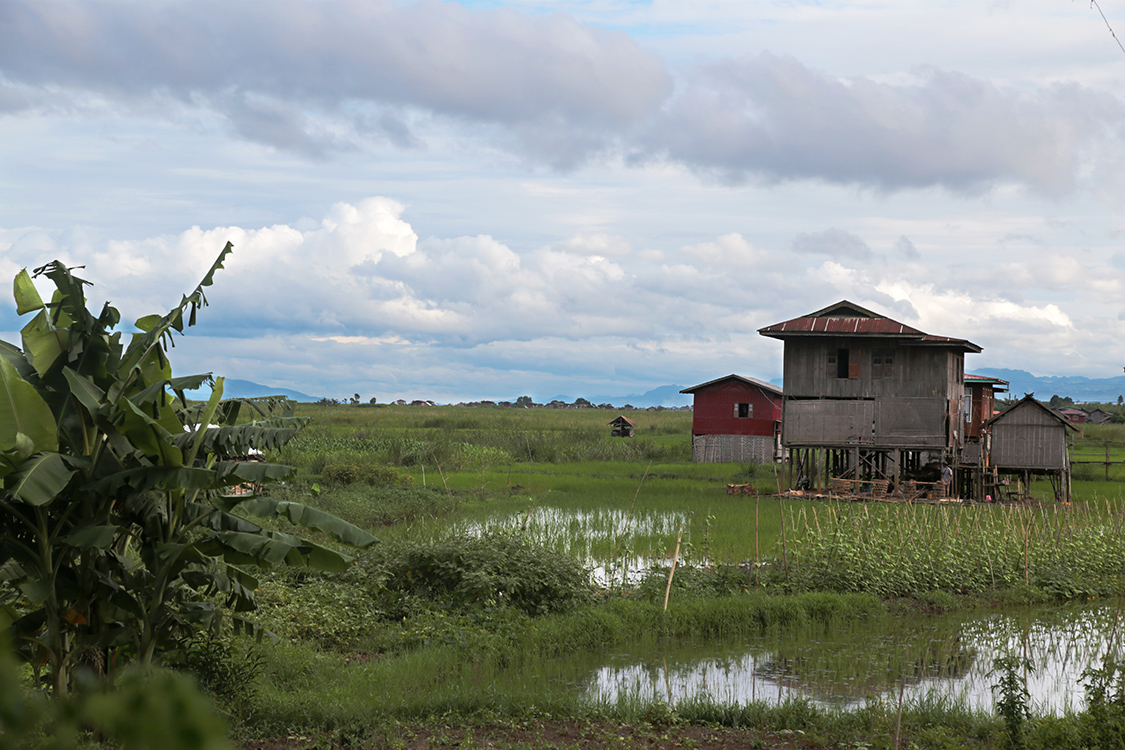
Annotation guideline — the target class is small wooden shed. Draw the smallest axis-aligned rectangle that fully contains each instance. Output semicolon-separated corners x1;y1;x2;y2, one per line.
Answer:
609;415;636;438
983;395;1076;502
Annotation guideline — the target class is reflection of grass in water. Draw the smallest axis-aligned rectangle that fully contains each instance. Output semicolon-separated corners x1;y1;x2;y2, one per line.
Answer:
583;603;1122;715
585;614;978;709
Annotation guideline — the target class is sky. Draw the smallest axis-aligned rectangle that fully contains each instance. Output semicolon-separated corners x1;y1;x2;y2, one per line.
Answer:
3;0;1125;403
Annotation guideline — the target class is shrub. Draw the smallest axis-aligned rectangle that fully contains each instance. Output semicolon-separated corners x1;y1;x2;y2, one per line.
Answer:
177;635;264;721
255;576;380;650
322;461;414;487
372;534;593;617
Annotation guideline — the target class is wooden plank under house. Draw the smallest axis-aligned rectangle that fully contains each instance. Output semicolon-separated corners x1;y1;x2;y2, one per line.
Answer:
982;395;1076;502
680;374;783;463
609;415;636;438
759;300;982;499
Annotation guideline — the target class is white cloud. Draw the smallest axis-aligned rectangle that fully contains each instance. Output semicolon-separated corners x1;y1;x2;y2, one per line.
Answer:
3;195;1125;399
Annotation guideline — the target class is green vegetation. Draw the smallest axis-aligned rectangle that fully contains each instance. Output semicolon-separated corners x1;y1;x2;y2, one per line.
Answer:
778;499;1125;599
0;252;374;744
9;294;1125;749
162;401;1120;747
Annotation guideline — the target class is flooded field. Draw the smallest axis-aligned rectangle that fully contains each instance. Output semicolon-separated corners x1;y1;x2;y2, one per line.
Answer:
581;602;1123;714
450;505;693;584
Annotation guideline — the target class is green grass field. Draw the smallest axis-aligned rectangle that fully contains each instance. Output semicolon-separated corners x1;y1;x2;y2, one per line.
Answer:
216;403;1125;746
268;403;1125;597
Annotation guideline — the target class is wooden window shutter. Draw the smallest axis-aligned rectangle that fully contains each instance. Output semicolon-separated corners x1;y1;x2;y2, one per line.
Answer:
848;349;861;379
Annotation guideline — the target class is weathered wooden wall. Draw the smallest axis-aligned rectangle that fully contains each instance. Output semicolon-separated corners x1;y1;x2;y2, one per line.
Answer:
779;339;962;449
990;404;1070;470
782;339;960;399
783;397;949;448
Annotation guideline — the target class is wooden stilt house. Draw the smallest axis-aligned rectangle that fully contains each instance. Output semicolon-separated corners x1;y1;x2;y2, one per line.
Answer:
759;301;981;498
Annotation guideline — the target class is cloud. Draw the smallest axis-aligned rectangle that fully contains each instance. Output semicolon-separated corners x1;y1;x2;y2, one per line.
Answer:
644;54;1118;195
3;2;1123;193
791;228;872;259
4;196;1125;400
894;236;920;259
0;0;670;158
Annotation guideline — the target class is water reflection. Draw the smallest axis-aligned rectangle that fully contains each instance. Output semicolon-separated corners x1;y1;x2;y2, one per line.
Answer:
452;506;690;584
584;603;1124;714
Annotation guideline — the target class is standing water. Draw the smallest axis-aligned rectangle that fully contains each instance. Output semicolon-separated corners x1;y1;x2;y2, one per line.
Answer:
583;602;1123;714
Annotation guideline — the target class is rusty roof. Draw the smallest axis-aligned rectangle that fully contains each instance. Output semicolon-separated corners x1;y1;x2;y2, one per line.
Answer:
680;373;783;396
759;300;981;353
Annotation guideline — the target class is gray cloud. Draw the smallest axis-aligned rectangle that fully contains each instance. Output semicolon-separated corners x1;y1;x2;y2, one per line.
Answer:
4;198;1122;400
2;2;1123;195
0;0;670;154
791;228;872;259
645;53;1118;195
895;236;920;259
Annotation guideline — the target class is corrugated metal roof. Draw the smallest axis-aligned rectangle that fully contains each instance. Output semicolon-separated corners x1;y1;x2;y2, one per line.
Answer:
681;373;784;396
758;299;981;352
762;317;924;335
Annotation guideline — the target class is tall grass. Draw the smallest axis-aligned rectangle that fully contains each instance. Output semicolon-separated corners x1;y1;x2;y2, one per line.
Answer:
272;419;690;471
775;499;1125;599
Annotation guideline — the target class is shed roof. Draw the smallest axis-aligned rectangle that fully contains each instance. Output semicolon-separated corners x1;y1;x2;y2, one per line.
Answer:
758;300;981;353
984;394;1078;432
609;415;637;427
680;373;783;396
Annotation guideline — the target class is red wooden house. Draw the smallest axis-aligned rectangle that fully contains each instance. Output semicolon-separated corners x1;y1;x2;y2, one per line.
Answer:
680;374;783;463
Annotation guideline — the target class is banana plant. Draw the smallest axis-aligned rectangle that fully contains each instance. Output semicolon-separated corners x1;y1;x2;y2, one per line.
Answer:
0;244;376;693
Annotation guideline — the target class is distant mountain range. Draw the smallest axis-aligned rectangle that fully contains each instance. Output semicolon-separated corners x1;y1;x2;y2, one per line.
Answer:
186;369;1125;409
186;379;320;403
544;384;691;408
973;369;1125;403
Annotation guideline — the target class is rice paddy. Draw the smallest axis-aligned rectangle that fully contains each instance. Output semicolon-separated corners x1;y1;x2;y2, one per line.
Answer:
238;403;1125;746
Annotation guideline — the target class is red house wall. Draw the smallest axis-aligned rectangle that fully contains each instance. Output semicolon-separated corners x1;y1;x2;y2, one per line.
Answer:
966;384;994;440
691;382;782;437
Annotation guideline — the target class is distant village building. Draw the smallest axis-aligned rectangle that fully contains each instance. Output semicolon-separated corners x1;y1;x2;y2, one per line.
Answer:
680;374;783;463
1088;409;1112;424
1055;407;1088;424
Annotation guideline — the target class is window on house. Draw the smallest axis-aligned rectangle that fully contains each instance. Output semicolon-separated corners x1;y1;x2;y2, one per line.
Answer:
734;403;752;418
872;350;894;379
829;348;858;379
